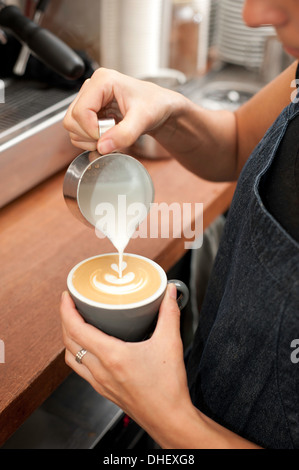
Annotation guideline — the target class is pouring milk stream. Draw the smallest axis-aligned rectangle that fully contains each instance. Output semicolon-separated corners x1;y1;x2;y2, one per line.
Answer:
74;119;154;283
93;181;150;278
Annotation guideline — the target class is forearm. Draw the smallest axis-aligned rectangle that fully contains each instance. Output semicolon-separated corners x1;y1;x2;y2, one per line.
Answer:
151;61;298;183
64;63;297;183
139;402;262;449
150;94;238;182
64;68;239;182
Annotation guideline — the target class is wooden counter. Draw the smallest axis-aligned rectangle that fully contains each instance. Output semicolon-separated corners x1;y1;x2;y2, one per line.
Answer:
0;156;235;445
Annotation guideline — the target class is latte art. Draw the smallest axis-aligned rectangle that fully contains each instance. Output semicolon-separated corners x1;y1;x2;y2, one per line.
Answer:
72;254;162;305
92;261;145;295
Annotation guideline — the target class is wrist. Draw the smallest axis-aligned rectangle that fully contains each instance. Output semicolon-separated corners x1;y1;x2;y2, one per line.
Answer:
138;401;262;449
148;90;189;142
139;400;205;449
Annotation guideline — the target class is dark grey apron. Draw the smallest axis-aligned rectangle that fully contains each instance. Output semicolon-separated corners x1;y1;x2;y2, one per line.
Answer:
186;85;299;449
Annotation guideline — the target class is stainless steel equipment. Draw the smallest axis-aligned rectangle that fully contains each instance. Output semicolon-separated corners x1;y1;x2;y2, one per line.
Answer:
0;0;85;79
0;80;78;208
13;0;51;76
63;119;154;229
0;0;89;208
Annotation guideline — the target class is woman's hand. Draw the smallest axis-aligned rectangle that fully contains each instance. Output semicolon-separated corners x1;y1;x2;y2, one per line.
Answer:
59;284;195;446
63;67;181;155
60;285;262;449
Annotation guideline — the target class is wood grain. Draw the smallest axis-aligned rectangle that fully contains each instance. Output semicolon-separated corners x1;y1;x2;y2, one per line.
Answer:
0;156;235;445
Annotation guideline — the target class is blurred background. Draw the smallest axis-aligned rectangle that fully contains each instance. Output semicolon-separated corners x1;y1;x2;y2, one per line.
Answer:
3;0;292;80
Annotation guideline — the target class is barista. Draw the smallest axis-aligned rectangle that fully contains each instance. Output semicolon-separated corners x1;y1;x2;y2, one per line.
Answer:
60;0;299;449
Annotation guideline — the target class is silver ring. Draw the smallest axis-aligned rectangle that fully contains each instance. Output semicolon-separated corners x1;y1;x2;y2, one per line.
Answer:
75;348;87;364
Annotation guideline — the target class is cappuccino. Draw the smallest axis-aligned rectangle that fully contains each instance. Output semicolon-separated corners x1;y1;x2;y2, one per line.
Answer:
72;253;162;305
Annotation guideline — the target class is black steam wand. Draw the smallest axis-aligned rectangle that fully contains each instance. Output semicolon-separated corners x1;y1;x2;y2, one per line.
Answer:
0;1;85;80
13;0;51;76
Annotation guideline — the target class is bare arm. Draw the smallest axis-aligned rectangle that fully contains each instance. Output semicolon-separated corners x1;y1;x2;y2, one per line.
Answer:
151;61;298;181
64;62;297;183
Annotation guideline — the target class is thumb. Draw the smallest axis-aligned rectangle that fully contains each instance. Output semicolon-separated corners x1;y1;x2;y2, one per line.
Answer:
155;283;181;338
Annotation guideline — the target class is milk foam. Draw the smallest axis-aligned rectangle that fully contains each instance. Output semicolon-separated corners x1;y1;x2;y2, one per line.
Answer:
91;260;145;295
91;261;145;295
92;273;144;295
71;254;162;305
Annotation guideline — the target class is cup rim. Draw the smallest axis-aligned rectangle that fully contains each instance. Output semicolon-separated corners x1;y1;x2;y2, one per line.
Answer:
67;253;167;310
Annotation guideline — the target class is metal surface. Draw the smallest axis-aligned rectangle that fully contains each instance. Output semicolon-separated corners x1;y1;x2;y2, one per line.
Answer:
98;118;116;138
0;80;78;208
64;117;154;229
0;79;75;138
1;372;123;449
179;63;264;108
187;79;261;111
63;149;99;228
13;0;51;76
63;151;155;229
0;2;85;79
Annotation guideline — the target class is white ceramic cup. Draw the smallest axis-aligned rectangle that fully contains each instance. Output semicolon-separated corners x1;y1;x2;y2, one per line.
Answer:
67;253;189;342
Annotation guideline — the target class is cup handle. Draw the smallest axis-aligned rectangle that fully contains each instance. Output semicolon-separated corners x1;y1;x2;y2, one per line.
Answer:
167;279;189;310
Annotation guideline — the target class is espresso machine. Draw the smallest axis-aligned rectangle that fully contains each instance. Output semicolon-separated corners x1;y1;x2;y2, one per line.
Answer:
0;0;85;79
0;0;94;209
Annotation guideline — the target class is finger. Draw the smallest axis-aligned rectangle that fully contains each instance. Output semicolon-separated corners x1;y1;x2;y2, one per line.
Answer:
61;321;82;358
61;309;112;389
64;348;104;394
70;139;98;151
69;131;98;148
60;291;124;358
64;348;126;410
63;79;97;141
69;132;94;142
61;322;100;372
67;70;116;140
64;113;97;140
97;107;147;155
66;79;89;115
98;98;123;123
64;112;98;142
154;284;181;339
65;79;90;118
